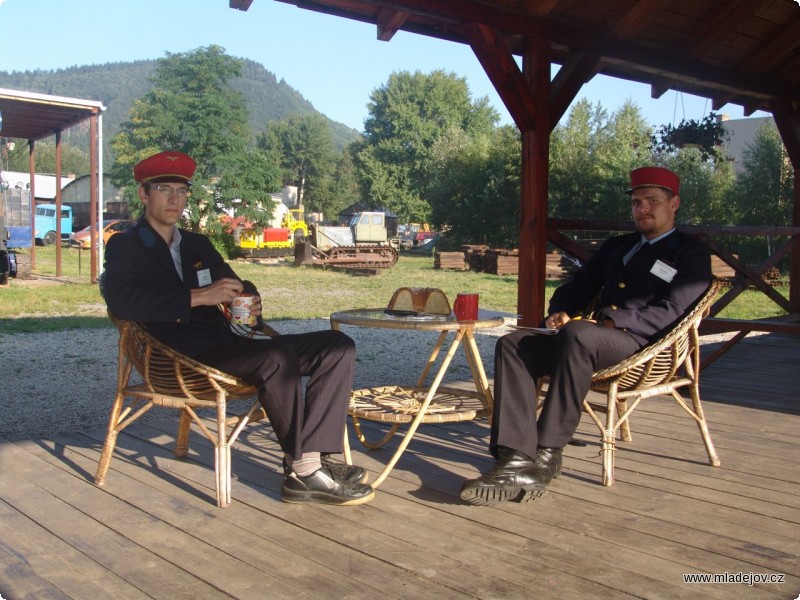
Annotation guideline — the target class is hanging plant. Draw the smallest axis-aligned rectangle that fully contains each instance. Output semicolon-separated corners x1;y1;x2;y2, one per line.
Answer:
651;113;728;161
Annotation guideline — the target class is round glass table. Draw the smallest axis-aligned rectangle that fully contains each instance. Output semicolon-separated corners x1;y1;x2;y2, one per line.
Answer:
330;308;505;488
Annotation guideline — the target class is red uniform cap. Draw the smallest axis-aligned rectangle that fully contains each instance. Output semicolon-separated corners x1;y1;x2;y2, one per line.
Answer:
627;167;680;195
134;151;196;184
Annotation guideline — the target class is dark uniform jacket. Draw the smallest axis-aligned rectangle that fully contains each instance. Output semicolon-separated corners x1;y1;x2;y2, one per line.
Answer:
549;230;712;346
103;216;256;358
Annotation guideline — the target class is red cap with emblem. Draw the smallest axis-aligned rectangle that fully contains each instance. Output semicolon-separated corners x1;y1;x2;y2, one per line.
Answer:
626;166;680;195
134;151;196;184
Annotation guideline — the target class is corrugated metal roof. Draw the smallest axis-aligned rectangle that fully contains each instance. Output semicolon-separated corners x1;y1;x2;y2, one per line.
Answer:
0;88;105;141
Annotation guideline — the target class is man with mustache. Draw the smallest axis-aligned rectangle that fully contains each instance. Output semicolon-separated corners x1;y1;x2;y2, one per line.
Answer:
460;166;712;506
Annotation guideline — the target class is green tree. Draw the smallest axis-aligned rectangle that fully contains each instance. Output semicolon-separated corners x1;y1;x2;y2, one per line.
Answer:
354;70;499;222
729;121;793;264
215;150;282;234
304;148;362;221
5;140;90;176
549;99;651;220
109;45;252;230
256;113;335;209
657;148;736;226
427;125;520;248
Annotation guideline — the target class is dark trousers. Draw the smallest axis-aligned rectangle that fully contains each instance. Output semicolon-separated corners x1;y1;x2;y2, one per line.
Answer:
197;330;356;459
491;321;640;459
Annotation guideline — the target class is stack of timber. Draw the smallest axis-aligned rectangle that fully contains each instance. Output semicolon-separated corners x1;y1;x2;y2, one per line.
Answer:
546;251;565;279
470;248;518;276
762;267;785;286
711;256;736;282
434;251;468;270
492;249;519;275
463;245;490;272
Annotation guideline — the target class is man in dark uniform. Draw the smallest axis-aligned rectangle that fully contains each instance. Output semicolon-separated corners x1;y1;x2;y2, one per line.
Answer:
103;151;374;506
460;166;712;506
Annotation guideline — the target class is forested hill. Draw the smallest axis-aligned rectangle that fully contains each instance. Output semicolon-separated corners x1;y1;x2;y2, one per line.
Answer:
0;58;361;157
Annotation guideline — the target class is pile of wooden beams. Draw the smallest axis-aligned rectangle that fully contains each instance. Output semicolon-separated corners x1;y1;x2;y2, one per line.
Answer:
434;251;468;270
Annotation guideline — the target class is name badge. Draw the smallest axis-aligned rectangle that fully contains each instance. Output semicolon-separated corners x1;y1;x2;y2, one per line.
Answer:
197;268;212;287
650;260;677;283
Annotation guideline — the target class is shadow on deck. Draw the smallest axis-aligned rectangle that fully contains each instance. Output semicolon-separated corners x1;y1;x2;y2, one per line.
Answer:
0;333;798;599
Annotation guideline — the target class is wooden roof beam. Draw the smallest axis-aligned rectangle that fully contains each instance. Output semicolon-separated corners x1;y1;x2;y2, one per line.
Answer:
686;0;765;60
464;22;540;132
743;101;768;117
712;94;736;111
770;99;800;170
609;0;672;38
365;0;795;101
527;0;561;18
740;19;800;75
550;52;600;129
650;77;672;100
229;0;254;10
376;7;409;41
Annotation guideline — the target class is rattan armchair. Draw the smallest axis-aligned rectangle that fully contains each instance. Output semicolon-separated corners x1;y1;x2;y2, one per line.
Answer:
95;315;273;507
538;278;721;486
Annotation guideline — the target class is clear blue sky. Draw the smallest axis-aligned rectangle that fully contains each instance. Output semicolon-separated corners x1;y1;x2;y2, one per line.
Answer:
0;0;768;132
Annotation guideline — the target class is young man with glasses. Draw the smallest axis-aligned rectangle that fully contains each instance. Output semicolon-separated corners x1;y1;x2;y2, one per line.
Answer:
459;166;712;506
103;151;375;506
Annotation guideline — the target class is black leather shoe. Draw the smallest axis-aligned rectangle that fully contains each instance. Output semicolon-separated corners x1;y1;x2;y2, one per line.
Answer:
516;446;563;503
459;447;547;506
322;454;369;485
281;465;375;506
282;456;368;485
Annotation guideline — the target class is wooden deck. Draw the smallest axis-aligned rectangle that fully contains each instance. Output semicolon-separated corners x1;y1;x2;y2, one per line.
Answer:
1;333;798;600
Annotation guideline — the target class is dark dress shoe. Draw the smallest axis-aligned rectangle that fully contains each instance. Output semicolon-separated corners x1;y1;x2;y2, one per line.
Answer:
515;447;563;502
322;454;369;484
459;447;546;506
282;455;368;485
281;465;375;506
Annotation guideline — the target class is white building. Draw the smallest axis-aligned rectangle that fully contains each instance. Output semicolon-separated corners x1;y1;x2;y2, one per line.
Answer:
719;116;776;173
0;170;75;201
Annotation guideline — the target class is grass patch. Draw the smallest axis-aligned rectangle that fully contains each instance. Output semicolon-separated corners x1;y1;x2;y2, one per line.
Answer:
0;244;789;333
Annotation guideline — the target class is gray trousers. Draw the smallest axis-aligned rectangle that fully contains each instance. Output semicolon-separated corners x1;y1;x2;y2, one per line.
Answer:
198;330;356;459
491;321;640;459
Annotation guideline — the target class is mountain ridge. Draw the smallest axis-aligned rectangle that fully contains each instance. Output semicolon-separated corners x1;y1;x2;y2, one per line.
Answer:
0;57;361;163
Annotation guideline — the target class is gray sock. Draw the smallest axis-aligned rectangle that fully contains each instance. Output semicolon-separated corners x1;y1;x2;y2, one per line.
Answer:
292;452;322;477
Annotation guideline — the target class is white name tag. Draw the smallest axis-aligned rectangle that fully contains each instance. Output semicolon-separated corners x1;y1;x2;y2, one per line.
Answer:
197;268;212;287
650;259;677;282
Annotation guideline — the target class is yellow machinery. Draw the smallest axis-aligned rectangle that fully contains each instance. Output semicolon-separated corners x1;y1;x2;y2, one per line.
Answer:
239;209;309;257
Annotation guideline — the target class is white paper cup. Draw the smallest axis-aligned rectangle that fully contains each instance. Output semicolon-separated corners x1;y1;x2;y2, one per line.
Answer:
230;294;256;326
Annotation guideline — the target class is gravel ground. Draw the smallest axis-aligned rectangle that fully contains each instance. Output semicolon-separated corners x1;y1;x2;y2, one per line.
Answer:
0;318;741;442
0;318;510;441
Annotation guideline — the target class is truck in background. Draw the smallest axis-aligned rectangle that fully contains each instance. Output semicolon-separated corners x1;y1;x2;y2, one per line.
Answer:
296;211;400;269
34;203;73;245
0;186;33;282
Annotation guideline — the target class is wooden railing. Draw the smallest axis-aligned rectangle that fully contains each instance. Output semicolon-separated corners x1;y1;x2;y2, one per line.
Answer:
547;219;800;368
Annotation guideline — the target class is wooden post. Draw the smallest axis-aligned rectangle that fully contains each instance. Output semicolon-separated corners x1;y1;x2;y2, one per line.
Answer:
518;36;550;326
792;167;800;310
89;113;99;283
27;140;36;270
55;130;62;277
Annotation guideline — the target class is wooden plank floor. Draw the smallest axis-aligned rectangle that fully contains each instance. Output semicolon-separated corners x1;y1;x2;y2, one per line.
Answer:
1;333;798;600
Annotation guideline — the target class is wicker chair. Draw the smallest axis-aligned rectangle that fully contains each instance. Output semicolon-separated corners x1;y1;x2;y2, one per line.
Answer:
538;278;721;486
95;315;275;507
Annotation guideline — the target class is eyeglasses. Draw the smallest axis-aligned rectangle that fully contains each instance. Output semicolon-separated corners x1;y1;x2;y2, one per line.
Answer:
150;184;191;199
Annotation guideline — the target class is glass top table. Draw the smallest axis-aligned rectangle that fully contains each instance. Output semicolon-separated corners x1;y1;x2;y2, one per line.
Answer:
330;308;505;488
